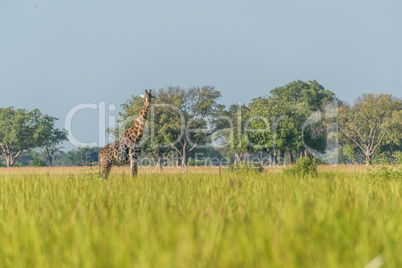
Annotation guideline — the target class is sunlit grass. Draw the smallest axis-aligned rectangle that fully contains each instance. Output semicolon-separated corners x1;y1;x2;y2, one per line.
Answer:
0;166;400;267
0;164;372;176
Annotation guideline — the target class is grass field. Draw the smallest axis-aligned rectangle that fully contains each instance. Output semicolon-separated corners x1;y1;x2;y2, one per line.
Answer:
0;166;401;267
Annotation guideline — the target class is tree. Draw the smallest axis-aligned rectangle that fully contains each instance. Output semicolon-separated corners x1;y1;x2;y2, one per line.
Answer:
156;86;225;167
0;107;67;167
218;103;254;164
270;80;336;111
338;94;402;165
66;147;101;166
32;151;48;167
247;80;337;165
30;147;65;167
44;147;63;166
247;96;286;165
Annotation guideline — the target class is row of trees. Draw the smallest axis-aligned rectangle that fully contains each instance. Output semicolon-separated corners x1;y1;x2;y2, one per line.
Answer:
1;81;401;167
219;81;337;165
111;82;401;167
7;147;102;167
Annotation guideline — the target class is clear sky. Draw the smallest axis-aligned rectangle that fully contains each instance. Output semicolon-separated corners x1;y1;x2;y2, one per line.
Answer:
1;0;401;149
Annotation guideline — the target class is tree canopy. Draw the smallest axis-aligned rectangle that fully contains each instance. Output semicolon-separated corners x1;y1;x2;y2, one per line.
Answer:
0;107;67;167
338;94;402;165
245;80;337;164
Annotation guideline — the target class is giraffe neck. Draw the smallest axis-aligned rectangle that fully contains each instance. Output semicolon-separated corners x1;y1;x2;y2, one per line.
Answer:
129;100;150;135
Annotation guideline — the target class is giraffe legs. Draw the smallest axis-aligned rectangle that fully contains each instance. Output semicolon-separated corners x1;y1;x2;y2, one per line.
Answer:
100;163;112;179
130;158;138;177
129;149;140;177
98;146;140;179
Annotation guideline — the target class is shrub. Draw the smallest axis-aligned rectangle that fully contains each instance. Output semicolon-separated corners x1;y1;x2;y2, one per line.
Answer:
228;161;263;175
32;154;48;167
373;152;402;165
187;158;195;166
368;165;402;180
283;157;317;176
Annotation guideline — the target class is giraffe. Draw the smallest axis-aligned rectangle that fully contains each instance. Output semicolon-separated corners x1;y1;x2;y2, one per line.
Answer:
98;90;155;178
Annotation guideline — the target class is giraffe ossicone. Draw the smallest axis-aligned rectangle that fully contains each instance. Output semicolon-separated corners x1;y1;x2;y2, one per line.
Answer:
98;89;154;178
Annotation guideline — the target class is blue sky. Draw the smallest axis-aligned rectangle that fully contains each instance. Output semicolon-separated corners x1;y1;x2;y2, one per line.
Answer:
1;0;401;149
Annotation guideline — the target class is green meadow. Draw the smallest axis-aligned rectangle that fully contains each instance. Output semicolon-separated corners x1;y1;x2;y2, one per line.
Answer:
0;167;401;267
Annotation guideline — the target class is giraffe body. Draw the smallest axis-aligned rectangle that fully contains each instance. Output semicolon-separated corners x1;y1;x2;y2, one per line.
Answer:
99;90;154;178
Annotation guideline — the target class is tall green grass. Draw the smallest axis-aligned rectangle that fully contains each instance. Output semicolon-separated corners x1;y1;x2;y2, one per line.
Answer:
0;170;401;267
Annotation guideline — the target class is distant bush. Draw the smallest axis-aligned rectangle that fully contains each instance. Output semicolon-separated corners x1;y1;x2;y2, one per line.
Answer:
372;152;402;165
32;154;48;167
368;165;402;180
283;157;317;176
228;161;263;175
90;162;98;167
187;158;196;166
14;162;24;167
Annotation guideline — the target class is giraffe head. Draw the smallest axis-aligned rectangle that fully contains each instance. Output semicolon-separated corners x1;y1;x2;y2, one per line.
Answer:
140;90;155;105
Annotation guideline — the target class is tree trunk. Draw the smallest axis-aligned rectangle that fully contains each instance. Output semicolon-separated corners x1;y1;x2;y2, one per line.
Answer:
4;150;22;167
259;151;263;164
279;150;284;166
269;151;273;167
5;155;15;167
234;152;248;164
272;150;277;166
182;149;187;167
234;153;241;164
158;158;163;169
154;156;162;169
46;151;52;166
365;154;371;166
45;148;60;166
288;150;293;165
